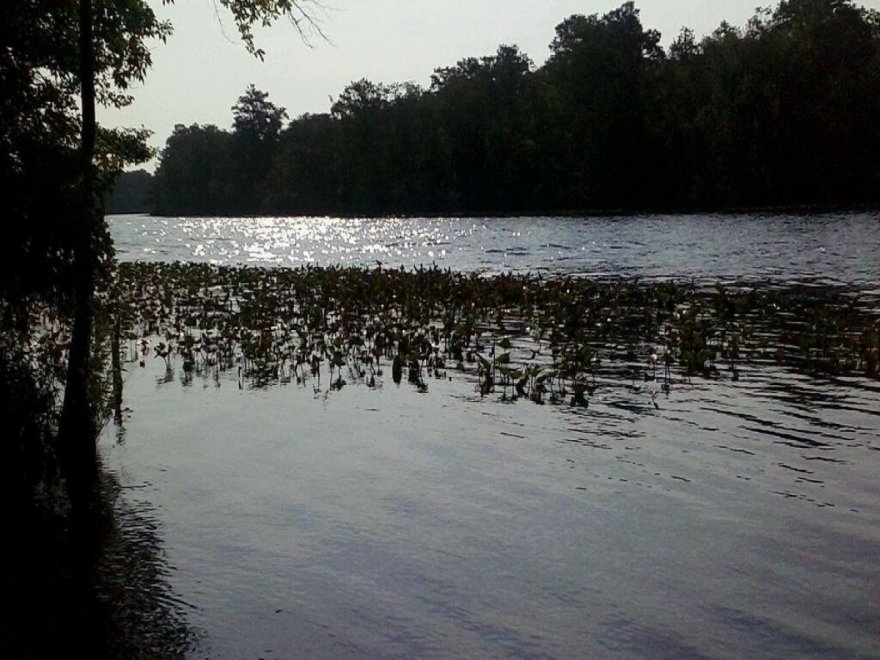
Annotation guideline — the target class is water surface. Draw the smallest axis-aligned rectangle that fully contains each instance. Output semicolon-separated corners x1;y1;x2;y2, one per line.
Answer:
109;213;880;287
101;357;880;658
102;213;880;657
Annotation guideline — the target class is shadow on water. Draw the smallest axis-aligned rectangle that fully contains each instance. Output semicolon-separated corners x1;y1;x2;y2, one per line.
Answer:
1;466;199;659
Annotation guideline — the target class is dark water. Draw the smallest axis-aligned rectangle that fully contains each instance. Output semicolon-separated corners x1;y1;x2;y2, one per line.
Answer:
102;214;880;658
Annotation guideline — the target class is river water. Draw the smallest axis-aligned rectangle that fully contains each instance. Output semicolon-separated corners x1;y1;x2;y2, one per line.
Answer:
110;213;880;287
103;214;880;658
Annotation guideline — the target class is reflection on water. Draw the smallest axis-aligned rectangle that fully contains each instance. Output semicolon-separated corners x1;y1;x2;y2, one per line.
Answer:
100;352;880;658
109;213;880;286
102;213;880;657
96;474;201;657
2;469;197;657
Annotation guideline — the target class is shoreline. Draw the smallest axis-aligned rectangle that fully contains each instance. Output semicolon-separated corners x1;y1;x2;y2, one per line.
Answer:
113;202;880;220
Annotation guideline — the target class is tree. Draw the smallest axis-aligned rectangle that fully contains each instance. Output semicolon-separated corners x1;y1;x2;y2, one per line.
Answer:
152;124;237;214
148;0;880;217
330;79;408;212
765;0;880;203
0;0;324;505
105;169;153;214
666;0;880;207
544;3;664;208
428;45;540;211
230;85;288;212
233;84;289;141
0;0;166;309
265;113;344;214
0;0;171;504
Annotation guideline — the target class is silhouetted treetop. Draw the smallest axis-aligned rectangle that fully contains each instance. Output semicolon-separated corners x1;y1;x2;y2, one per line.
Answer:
233;85;288;141
150;0;880;217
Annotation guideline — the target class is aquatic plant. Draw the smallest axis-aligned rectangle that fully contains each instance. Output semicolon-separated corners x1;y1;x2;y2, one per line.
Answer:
107;263;880;406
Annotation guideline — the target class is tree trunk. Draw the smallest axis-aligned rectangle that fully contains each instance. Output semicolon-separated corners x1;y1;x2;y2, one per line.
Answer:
59;0;98;505
111;313;123;425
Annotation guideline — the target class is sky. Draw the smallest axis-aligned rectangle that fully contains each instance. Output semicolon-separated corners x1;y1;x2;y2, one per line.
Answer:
98;0;880;170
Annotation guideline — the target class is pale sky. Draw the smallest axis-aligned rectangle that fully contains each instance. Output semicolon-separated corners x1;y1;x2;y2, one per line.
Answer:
98;0;880;170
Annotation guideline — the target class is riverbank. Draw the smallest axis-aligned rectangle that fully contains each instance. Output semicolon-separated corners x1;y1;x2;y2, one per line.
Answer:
132;202;880;220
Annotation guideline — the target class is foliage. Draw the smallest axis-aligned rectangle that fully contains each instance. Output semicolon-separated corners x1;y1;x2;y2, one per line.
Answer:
150;0;880;216
0;0;323;512
1;0;321;652
105;169;153;213
151;86;290;214
1;0;173;515
0;0;162;307
111;263;880;404
151;124;237;214
233;84;288;140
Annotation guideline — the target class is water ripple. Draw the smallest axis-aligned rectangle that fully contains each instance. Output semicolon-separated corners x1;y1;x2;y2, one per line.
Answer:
109;213;880;286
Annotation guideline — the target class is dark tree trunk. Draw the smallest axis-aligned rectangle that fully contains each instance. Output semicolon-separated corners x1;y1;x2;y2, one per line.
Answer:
60;0;98;506
57;3;103;650
111;314;123;425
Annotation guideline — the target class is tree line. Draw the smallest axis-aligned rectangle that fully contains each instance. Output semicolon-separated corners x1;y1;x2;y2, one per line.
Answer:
142;0;880;217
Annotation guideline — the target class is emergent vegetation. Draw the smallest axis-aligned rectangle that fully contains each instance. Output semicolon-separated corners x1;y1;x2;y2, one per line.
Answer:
113;263;880;402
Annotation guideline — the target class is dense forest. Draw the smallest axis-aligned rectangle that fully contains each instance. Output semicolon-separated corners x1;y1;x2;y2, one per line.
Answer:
142;0;880;217
105;169;152;213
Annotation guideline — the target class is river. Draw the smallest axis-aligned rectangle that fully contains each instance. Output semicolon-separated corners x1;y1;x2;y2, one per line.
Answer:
110;212;880;287
102;213;880;658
